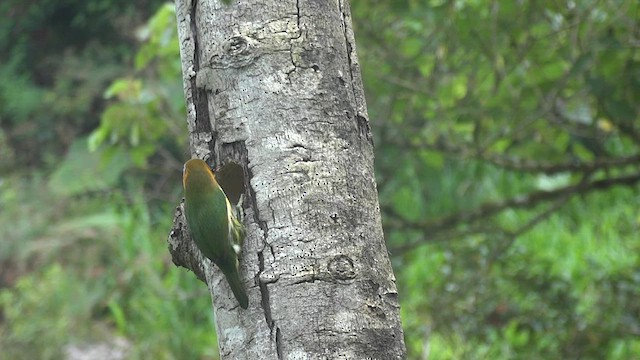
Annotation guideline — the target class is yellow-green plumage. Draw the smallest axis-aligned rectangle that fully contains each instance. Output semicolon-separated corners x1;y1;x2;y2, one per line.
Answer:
183;159;248;309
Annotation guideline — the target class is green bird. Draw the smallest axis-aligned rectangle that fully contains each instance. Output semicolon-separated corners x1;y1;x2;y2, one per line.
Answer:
183;158;248;309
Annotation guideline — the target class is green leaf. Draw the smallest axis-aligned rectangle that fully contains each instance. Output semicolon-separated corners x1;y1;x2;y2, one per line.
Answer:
48;138;130;196
108;300;127;333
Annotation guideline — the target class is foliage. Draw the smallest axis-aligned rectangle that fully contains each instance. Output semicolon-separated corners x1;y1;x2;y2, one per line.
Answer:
1;264;98;360
0;2;212;359
352;0;640;358
0;0;165;167
89;3;186;169
1;1;639;359
0;168;217;359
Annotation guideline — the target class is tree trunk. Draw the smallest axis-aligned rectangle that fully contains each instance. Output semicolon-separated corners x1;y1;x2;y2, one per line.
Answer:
167;0;407;358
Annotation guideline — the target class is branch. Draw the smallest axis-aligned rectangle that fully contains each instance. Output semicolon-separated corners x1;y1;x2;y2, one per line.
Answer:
388;223;504;253
389;137;640;175
484;153;640;175
485;179;580;262
389;187;573;254
385;171;640;237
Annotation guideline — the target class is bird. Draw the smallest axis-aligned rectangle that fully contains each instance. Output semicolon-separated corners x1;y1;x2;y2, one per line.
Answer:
182;158;248;309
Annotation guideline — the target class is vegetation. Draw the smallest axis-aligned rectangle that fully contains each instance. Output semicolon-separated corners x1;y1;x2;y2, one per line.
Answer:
1;1;638;359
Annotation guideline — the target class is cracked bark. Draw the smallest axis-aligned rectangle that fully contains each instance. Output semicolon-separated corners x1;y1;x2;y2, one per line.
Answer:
168;0;406;358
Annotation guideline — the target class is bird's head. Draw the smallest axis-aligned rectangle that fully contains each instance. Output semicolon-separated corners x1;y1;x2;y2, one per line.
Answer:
183;158;219;192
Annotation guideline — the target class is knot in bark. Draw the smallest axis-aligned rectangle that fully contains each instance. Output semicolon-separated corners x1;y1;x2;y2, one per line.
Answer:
328;255;356;281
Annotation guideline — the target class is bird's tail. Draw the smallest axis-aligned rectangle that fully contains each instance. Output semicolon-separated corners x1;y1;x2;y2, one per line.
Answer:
224;269;249;309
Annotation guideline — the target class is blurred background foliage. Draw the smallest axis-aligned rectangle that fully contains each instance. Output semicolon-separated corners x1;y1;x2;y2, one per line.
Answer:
0;0;638;359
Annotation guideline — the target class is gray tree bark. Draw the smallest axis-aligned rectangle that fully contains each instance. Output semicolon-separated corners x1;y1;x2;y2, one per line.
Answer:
167;0;406;358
